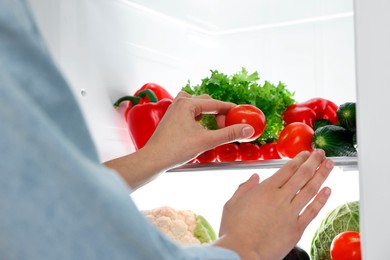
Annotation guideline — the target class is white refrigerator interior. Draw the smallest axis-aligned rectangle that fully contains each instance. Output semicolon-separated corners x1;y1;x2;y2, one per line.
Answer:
28;0;390;256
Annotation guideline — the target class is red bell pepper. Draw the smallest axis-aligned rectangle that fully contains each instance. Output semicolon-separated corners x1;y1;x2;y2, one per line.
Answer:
296;98;328;118
321;100;339;124
123;83;173;120
283;97;339;128
114;89;172;150
133;83;173;104
283;105;317;128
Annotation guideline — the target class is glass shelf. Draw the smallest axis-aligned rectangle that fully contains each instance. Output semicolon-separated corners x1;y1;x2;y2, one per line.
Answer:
168;157;358;172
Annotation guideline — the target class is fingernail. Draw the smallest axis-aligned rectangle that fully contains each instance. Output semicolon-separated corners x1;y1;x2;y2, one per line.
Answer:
316;149;325;157
242;126;254;138
324;187;332;196
325;159;334;169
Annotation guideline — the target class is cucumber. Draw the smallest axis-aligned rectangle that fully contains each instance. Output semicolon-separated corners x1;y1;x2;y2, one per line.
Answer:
313;118;332;131
337;102;356;132
312;125;357;157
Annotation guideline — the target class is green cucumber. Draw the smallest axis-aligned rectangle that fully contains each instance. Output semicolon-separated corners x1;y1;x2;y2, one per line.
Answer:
312;125;357;157
337;102;356;132
313;119;332;131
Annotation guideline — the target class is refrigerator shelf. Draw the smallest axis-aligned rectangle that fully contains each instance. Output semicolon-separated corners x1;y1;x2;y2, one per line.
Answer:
169;156;358;172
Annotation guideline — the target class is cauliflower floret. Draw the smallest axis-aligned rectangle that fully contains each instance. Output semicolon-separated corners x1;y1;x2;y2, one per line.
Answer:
142;206;215;245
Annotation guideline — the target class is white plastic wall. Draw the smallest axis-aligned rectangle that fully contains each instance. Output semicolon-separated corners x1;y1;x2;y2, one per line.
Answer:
28;0;361;256
30;0;356;162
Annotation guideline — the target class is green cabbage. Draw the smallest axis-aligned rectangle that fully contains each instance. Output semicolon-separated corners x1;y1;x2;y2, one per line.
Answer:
310;201;359;260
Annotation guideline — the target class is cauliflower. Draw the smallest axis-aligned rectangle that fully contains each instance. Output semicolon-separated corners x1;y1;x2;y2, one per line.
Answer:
142;206;217;245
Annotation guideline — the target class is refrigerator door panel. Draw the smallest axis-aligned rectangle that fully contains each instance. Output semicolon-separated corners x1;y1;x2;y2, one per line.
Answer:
354;0;390;258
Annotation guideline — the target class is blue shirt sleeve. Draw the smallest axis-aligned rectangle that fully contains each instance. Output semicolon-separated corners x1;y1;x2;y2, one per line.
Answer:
0;0;239;259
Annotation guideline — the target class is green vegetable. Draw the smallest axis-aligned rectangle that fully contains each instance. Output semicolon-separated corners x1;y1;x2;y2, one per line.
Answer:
182;68;296;144
143;206;217;245
310;201;359;260
337;102;356;132
313;119;332;131
312;125;357;157
194;214;217;243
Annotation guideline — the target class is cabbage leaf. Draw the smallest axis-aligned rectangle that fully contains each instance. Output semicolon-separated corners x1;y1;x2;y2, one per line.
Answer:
310;200;360;260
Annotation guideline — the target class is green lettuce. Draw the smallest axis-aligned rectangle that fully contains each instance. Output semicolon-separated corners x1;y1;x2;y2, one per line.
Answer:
182;68;295;144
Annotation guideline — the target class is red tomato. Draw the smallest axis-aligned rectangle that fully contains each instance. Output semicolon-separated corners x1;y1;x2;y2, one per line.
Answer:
238;143;261;161
196;149;217;163
259;142;281;160
330;231;362;260
277;122;314;159
187;158;198;164
225;105;266;142
215;143;240;162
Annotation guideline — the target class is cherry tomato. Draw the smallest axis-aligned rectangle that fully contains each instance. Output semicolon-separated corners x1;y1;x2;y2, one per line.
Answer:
238;143;261;161
196;149;217;163
187;158;198;164
277;122;314;159
330;231;361;260
215;143;240;162
259;142;281;160
225;105;266;142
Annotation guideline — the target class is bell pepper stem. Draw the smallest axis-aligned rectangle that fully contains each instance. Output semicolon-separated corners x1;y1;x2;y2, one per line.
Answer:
113;96;141;108
136;89;158;103
113;89;159;108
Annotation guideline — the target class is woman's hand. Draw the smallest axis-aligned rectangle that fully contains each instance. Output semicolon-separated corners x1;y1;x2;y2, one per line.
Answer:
142;92;255;170
214;149;333;260
105;92;254;189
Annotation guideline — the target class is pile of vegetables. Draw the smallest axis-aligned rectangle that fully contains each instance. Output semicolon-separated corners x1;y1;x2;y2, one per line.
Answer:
312;102;357;157
142;206;216;245
280;100;357;158
182;68;358;162
310;201;360;260
114;68;358;161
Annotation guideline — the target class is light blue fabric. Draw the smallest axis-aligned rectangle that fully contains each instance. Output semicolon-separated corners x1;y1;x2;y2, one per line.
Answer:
0;0;239;259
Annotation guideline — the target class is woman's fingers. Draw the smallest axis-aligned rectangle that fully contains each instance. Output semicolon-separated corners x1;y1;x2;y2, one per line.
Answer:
268;150;311;188
230;174;260;201
282;149;326;199
174;91;192;99
173;93;235;116
291;158;334;211
298;186;332;231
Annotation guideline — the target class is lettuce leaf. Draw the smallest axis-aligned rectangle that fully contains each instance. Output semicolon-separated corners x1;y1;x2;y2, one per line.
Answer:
182;68;295;144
